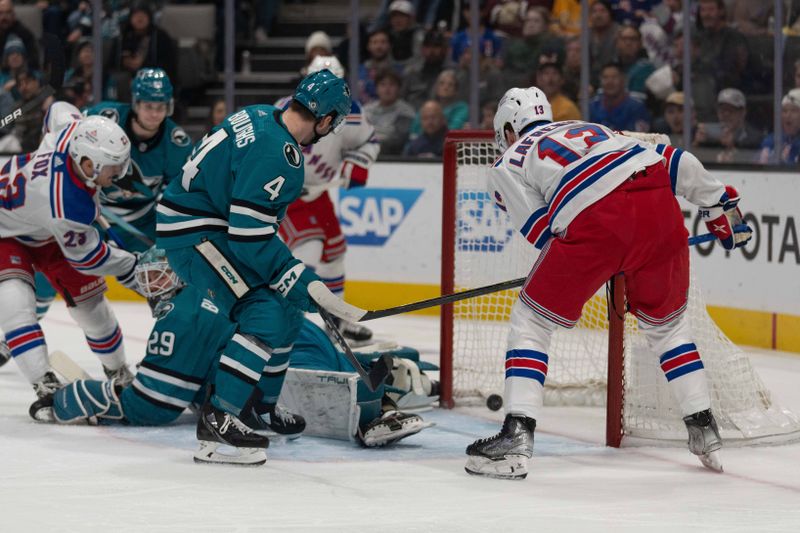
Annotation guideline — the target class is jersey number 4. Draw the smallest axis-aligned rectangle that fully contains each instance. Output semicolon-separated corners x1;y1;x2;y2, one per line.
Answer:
182;128;229;191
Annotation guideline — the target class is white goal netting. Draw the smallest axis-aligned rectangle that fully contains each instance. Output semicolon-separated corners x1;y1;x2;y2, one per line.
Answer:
444;133;800;445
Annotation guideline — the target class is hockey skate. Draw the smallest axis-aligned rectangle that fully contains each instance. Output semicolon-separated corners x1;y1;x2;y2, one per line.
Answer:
0;340;10;368
104;364;134;387
684;409;723;472
357;410;434;447
28;372;63;423
194;403;269;466
465;415;536;480
243;403;306;440
328;316;373;345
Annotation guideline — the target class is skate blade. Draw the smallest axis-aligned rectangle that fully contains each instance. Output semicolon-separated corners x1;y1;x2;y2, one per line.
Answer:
699;450;723;473
361;420;435;447
253;429;303;441
464;455;529;480
193;440;267;466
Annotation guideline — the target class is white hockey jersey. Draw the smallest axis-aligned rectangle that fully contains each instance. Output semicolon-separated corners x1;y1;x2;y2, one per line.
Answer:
276;96;381;201
489;121;725;249
0;121;136;278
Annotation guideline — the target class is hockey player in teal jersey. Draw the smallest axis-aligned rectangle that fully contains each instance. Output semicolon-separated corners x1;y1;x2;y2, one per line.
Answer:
156;69;359;465
29;248;434;450
87;68;193;252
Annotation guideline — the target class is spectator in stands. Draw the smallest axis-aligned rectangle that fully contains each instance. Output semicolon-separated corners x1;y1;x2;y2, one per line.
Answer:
536;59;581;121
0;0;38;70
358;29;400;104
696;0;748;92
589;62;650;132
112;1;178;103
479;98;497;129
306;31;333;65
402;28;449;109
369;0;442;32
502;7;563;88
613;24;655;102
411;69;468;136
454;43;506;105
758;89;800;165
661;0;688;40
694;88;762;163
207;98;227;131
652;91;692;147
450;7;502;65
61;76;92;110
67;1;92;44
561;35;582;102
386;0;424;65
0;34;25;93
12;68;47;151
365;68;415;156
608;0;659;26
487;0;526;37
550;0;582;37
729;1;772;37
404;99;448;158
589;1;619;86
64;39;116;103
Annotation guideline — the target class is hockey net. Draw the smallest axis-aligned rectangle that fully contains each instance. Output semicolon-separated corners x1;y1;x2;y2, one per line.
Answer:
440;130;800;447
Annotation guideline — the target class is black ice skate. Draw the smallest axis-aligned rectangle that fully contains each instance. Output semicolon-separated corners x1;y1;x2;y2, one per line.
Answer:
0;340;10;368
194;403;269;466
465;414;536;480
243;403;306;440
357;410;434;447
328;316;373;344
103;364;134;387
28;372;62;423
683;409;723;472
32;371;62;399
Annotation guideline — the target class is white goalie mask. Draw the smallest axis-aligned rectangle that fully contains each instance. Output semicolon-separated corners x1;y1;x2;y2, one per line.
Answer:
134;247;184;301
68;116;131;185
493;86;553;150
307;55;345;78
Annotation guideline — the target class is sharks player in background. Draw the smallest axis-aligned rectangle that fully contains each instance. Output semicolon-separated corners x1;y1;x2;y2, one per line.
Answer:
464;87;753;479
87;68;193;252
156;70;358;466
276;56;381;343
29;247;434;449
0;114;141;401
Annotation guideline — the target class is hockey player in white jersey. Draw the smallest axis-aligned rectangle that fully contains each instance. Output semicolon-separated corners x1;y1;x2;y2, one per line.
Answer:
0;113;141;401
464;87;753;479
276;55;381;342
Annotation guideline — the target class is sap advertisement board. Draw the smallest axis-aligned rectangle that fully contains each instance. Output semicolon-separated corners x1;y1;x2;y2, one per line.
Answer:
336;163;799;316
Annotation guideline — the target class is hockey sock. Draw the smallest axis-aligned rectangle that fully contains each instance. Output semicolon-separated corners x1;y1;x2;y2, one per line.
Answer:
503;299;557;420
68;294;125;371
254;346;291;405
316;255;345;298
0;279;49;382
214;332;274;415
639;314;711;416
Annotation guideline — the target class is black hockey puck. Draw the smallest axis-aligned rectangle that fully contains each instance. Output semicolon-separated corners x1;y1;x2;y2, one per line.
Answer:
486;394;503;411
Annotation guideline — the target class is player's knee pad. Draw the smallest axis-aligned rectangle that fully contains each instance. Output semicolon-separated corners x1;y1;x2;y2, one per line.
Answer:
292;239;324;270
67;294;117;336
506;298;557;352
0;279;37;329
53;379;125;425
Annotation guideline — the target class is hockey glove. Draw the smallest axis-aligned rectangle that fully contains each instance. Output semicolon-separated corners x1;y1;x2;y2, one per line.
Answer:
269;262;320;312
340;160;368;189
116;252;145;295
699;185;752;250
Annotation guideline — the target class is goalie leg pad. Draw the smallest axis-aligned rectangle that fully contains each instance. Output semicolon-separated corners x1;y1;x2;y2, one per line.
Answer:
52;379;125;425
357;410;434;447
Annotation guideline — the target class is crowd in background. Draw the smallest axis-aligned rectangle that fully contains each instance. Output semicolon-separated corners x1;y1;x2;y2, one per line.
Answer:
1;0;799;164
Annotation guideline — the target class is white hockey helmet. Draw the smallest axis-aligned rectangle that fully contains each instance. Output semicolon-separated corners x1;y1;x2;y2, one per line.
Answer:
68;115;131;184
307;55;345;78
493;86;553;150
134;246;183;301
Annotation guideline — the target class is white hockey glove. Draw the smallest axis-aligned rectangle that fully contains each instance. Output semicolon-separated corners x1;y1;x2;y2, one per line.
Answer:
699;185;753;250
340;160;368;189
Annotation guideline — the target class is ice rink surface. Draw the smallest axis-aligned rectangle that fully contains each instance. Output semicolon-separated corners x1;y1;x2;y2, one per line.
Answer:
2;301;800;532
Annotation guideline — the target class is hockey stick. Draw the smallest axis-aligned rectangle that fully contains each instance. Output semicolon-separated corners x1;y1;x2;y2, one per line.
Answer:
358;227;749;322
100;207;155;247
318;308;393;392
97;214;127;249
49;350;91;382
0;85;55;130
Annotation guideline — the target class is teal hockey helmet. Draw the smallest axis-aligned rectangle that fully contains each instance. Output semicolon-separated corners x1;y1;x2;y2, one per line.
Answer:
132;68;174;115
292;69;351;134
134;246;183;301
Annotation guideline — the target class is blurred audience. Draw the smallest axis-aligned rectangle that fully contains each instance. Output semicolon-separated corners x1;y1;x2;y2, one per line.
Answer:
652;91;692;147
365;67;416;155
589;1;620;86
758;89;800;165
695;0;748;92
0;0;39;70
613;24;654;102
590;62;650;132
450;5;502;64
410;69;467;137
358;29;401;103
502;7;563;88
404;99;448;157
207;98;227;131
550;0;583;37
402;29;449;109
693;88;762;163
536;59;580;121
386;1;424;65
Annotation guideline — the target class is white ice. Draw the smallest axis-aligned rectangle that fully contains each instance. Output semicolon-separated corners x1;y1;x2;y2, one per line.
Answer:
2;300;799;532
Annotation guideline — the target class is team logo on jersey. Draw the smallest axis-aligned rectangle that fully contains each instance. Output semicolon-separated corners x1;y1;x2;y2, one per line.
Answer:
338;188;422;246
10;255;20;264
153;302;174;320
171;127;191;147
457;190;514;253
284;142;302;168
99;108;120;123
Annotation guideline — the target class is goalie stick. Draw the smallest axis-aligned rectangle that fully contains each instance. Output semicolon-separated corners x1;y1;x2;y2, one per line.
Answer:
318;308;392;392
49;350;91;382
356;225;750;322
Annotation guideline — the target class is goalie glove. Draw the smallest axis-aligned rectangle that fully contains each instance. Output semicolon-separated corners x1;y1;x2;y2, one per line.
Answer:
269;262;320;312
340;160;368;189
699;185;753;250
